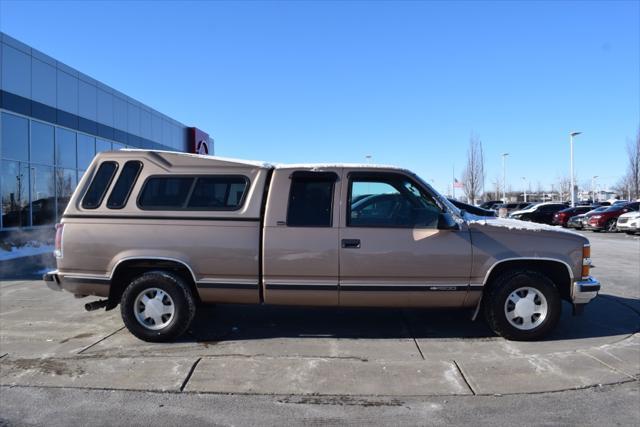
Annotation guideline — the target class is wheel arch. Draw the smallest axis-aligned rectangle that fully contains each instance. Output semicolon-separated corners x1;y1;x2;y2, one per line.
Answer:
107;257;200;310
472;258;573;320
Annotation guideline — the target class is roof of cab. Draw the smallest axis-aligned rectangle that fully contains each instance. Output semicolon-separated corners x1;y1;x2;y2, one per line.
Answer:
113;149;409;172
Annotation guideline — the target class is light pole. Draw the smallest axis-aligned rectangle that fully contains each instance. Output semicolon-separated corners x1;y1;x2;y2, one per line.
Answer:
591;175;598;203
521;177;527;203
569;131;582;207
502;153;509;202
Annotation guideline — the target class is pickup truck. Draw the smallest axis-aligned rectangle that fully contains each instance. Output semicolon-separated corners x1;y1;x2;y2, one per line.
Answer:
44;150;600;342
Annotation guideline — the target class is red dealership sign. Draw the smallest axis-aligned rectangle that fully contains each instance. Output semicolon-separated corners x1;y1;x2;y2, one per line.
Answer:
188;127;210;155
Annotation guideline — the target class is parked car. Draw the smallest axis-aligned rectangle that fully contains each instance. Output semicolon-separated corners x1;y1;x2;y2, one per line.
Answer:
448;199;496;216
552;206;594;227
575;206;610;230
44;150;599;342
616;211;640;235
585;202;640;232
509;202;569;225
567;214;587;230
479;200;503;210
497;203;531;213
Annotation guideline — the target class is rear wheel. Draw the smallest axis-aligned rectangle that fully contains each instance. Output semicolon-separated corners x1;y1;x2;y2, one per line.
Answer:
120;271;196;342
484;270;561;341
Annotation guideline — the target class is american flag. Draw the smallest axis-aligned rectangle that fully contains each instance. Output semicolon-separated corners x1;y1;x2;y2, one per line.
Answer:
453;179;464;189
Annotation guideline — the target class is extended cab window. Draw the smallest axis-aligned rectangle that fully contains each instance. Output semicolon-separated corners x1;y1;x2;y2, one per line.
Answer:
106;161;143;209
82;161;118;209
187;176;248;209
349;174;441;228
286;172;336;227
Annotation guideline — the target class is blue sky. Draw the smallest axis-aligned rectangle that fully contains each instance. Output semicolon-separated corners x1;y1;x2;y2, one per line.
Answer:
1;0;638;195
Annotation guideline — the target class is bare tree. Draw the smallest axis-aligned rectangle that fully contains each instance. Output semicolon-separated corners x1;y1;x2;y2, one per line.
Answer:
462;134;485;205
492;175;502;201
557;175;571;202
625;131;640;199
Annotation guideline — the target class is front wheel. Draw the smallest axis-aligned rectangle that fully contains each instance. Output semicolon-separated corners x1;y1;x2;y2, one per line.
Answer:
606;219;617;232
484;270;561;341
120;271;196;342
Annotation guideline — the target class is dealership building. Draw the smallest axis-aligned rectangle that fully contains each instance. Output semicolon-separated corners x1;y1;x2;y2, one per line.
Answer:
0;32;211;230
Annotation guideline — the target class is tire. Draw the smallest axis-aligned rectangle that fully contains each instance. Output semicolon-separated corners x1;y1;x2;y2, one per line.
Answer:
120;271;196;342
484;270;561;341
605;219;617;232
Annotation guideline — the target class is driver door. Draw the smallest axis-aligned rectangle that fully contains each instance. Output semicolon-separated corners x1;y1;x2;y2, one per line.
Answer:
339;171;473;307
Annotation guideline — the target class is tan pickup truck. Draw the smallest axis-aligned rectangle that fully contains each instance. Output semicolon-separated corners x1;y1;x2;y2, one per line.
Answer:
44;150;600;342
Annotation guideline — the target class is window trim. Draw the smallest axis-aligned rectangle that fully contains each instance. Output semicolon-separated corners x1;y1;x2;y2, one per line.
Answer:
81;161;119;210
286;172;337;228
136;174;251;211
346;171;443;229
106;160;144;210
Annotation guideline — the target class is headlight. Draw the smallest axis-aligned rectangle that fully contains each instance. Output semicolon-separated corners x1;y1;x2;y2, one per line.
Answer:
591;215;601;219
511;214;521;219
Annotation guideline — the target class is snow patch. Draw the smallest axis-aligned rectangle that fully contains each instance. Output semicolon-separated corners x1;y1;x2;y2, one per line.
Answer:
465;214;580;235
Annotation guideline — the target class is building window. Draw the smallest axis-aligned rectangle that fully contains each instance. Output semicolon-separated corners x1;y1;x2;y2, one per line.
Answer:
56;168;77;219
1;160;30;228
30;165;55;226
1;112;29;162
55;128;77;169
30;121;55;166
96;139;112;153
77;133;96;170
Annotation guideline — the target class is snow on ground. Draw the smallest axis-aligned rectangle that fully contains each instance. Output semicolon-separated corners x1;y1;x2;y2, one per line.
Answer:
0;244;54;261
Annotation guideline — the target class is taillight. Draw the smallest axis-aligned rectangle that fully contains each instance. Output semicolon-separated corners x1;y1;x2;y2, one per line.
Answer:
582;244;591;279
54;223;64;258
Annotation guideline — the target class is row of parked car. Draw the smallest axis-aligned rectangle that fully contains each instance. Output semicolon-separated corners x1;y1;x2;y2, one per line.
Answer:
476;200;640;234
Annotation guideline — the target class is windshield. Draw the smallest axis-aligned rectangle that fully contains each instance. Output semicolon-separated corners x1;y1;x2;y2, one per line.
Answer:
411;173;462;217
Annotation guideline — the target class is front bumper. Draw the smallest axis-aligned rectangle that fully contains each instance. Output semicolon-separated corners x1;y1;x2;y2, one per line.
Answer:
572;276;601;305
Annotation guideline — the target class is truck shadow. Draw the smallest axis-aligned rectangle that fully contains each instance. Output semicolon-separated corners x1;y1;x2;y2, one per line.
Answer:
186;293;639;343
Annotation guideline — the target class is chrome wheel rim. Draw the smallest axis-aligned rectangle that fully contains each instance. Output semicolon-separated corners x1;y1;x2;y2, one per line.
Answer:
133;288;175;330
504;287;548;331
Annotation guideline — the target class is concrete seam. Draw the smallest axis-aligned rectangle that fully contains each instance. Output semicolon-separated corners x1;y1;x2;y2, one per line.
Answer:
76;327;125;355
6;378;635;397
398;310;425;360
0;353;8;360
452;360;476;395
579;350;638;380
180;357;202;392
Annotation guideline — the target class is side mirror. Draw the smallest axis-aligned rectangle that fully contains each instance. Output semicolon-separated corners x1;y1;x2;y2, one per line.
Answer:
437;212;459;230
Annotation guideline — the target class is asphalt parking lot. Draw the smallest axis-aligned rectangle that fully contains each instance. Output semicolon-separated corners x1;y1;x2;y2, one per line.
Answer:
1;230;638;425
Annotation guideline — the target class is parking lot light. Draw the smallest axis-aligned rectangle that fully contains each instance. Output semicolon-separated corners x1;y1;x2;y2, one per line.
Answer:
570;131;582;207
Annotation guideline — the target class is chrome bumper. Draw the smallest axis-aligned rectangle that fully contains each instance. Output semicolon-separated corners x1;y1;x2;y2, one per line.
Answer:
572;276;601;305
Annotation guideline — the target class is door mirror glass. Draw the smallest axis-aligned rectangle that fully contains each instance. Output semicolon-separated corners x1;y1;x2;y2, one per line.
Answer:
437;212;459;230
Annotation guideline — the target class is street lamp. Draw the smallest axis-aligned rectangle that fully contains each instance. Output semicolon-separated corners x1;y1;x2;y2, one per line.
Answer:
569;131;582;207
521;177;527;203
591;175;598;203
502;153;509;202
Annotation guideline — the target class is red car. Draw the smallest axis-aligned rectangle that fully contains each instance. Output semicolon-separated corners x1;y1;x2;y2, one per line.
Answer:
585;202;640;232
552;206;594;227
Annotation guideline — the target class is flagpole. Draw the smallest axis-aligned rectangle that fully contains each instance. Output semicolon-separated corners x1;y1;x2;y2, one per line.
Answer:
452;165;455;199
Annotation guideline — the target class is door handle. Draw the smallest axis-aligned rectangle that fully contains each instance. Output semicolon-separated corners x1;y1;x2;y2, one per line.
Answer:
341;239;361;249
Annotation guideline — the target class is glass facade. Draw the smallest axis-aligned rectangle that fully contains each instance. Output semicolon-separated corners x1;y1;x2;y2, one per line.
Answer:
0;32;204;230
0;111;131;229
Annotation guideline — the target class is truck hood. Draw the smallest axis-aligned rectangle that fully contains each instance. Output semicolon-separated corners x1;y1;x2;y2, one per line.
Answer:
464;214;582;236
